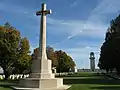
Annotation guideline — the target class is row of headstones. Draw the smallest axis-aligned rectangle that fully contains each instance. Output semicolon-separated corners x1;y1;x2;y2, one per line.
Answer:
0;74;29;80
0;73;70;80
0;73;75;80
56;73;68;75
77;69;106;72
55;72;73;76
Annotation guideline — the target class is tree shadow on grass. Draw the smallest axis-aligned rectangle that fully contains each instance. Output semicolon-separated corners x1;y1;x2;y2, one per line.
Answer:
0;80;19;90
63;77;120;85
0;84;13;90
90;86;120;90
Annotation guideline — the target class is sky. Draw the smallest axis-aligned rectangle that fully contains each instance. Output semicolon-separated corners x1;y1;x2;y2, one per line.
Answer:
0;0;120;69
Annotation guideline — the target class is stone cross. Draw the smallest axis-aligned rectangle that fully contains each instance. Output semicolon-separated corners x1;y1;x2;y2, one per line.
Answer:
36;3;53;75
12;3;70;90
36;3;52;61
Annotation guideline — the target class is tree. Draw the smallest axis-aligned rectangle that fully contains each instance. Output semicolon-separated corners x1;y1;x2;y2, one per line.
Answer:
55;50;75;73
13;37;32;74
98;15;120;74
0;22;31;79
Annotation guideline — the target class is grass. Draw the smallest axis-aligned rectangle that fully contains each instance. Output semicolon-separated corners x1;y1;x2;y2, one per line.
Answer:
68;84;120;90
0;80;18;90
65;72;120;90
0;85;13;90
0;72;120;90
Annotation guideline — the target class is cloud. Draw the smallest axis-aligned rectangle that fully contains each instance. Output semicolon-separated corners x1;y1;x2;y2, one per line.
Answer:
47;18;108;45
47;18;107;36
88;0;120;23
92;0;120;14
48;0;120;46
67;35;77;40
30;46;35;54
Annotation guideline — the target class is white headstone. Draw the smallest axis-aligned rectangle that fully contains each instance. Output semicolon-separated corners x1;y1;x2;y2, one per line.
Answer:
0;75;3;80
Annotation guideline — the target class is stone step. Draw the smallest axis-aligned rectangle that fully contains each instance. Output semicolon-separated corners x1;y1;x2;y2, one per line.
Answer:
18;78;63;88
12;85;71;90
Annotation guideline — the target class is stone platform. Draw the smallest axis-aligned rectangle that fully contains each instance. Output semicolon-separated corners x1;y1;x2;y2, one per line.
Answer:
12;77;71;90
19;78;63;88
12;85;71;90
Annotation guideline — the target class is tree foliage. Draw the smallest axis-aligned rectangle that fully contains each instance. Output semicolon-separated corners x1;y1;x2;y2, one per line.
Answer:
32;46;76;73
0;22;31;79
98;15;120;74
55;50;75;73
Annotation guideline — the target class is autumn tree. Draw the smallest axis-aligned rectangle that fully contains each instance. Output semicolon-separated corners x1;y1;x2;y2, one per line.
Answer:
12;37;32;74
0;22;31;79
55;50;75;73
32;46;76;73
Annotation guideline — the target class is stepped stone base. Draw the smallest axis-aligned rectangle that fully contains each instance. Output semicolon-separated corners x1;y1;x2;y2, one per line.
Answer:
12;52;71;90
19;78;63;88
12;78;71;90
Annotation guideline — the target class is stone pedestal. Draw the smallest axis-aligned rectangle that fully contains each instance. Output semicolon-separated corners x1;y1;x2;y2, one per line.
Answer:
29;58;54;79
12;59;70;90
18;78;63;88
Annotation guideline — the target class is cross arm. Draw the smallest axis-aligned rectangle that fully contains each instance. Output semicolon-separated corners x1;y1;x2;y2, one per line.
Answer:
36;9;52;16
46;9;52;14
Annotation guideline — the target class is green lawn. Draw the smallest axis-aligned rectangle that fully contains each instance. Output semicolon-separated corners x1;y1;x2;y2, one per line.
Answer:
65;72;120;90
0;87;12;90
0;72;120;90
0;80;18;90
68;84;120;90
0;84;13;90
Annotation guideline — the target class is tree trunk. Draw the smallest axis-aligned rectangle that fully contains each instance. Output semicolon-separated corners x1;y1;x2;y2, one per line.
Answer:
4;70;9;80
110;68;113;73
106;68;109;74
116;68;120;75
